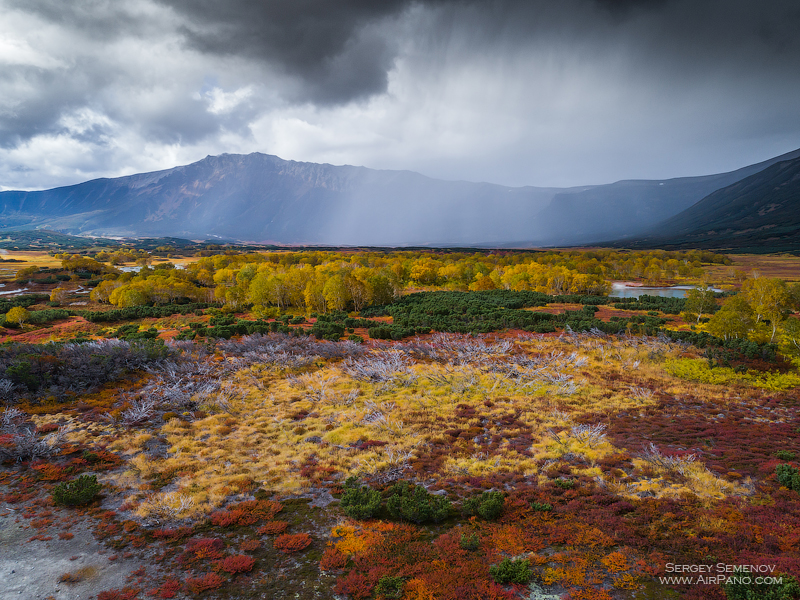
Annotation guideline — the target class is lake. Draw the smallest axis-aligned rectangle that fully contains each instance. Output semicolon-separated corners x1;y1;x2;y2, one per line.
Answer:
609;283;722;299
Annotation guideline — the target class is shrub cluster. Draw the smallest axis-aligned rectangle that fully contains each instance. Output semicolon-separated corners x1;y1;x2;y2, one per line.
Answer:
359;290;654;338
777;464;800;492
489;558;531;584
461;491;505;520
724;574;800;600
0;338;171;400
386;481;451;524
612;294;689;314
373;575;405;599
340;477;381;520
273;533;312;553
52;474;101;506
81;303;212;323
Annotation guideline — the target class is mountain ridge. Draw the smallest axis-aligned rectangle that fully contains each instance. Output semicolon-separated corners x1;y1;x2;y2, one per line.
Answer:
615;154;800;252
2;148;799;246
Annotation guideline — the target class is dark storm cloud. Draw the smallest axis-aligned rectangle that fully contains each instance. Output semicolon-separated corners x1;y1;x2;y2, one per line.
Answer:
154;0;800;104
2;0;800;190
157;0;426;103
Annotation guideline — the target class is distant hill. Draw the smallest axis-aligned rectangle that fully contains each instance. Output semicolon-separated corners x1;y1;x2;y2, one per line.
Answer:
616;155;800;252
538;148;800;246
1;149;798;246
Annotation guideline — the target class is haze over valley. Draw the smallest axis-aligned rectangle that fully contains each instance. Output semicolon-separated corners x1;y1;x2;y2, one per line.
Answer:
2;147;799;249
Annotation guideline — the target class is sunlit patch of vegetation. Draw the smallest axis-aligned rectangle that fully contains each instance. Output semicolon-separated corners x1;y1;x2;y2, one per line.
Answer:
2;248;800;599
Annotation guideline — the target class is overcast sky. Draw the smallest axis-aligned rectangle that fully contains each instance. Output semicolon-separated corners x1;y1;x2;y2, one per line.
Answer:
1;0;799;191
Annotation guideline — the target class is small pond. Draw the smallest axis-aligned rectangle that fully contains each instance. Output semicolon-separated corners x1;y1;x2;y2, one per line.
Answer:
609;283;722;299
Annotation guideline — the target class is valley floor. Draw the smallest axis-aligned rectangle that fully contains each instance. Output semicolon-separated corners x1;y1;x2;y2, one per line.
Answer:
2;328;799;600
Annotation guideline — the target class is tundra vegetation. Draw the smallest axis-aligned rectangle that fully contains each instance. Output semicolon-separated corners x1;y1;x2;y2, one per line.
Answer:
0;246;799;600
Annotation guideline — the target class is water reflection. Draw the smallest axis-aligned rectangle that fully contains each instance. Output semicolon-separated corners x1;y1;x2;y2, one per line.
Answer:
609;283;721;299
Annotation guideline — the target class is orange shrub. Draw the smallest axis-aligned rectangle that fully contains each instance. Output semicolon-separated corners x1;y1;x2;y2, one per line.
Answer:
257;521;288;535
600;550;628;573
239;539;261;552
186;572;225;594
273;533;312;553
218;554;256;574
319;546;347;571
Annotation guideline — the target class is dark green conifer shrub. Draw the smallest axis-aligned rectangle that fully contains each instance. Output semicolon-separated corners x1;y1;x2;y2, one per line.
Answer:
374;575;405;599
462;491;505;520
459;532;480;551
52;474;101;506
776;464;800;492
340;477;381;520
489;558;531;584
386;481;451;524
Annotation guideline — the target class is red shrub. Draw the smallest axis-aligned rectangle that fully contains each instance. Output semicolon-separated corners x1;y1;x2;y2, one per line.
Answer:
239;539;261;552
231;499;283;525
319;546;347;571
185;573;225;594
273;533;312;553
97;588;140;600
333;570;381;600
210;509;244;527
257;521;288;535
148;578;181;599
32;462;68;481
218;554;256;574
208;500;282;527
179;538;225;565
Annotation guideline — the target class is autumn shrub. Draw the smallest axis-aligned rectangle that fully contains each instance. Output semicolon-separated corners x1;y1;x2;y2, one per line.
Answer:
185;572;225;594
179;538;225;564
218;554;256;574
256;521;288;535
489;558;531;584
462;491;505;520
340;477;381;520
776;464;800;492
32;462;68;482
52;474;101;506
150;579;182;599
374;575;405;599
209;499;282;527
96;588;140;600
210;509;244;527
386;481;451;524
239;539;261;552
320;546;348;571
273;533;312;553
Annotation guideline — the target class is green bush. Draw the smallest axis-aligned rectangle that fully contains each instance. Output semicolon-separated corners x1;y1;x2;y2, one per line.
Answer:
554;478;575;489
776;464;800;492
530;501;553;512
340;477;381;520
462;491;504;520
775;450;797;461
374;575;405;599
724;574;800;600
489;558;531;584
52;474;102;506
459;532;480;551
386;481;451;524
